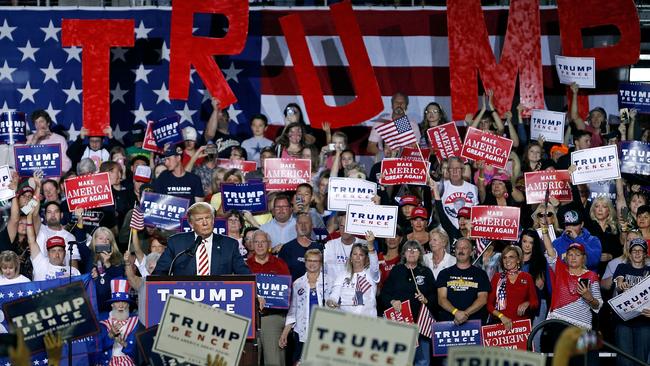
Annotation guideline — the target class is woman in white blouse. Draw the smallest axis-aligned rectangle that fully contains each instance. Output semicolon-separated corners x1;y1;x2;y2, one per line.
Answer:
279;248;324;364
326;232;380;316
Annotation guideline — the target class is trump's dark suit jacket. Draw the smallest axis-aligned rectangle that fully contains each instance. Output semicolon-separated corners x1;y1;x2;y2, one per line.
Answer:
153;231;251;276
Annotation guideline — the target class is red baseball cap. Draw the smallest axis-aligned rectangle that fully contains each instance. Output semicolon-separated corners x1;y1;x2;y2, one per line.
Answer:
46;236;66;250
410;207;428;220
399;195;420;207
457;206;471;219
567;242;586;254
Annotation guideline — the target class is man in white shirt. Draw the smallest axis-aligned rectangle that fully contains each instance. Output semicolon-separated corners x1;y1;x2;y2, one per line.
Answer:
323;213;366;294
440;157;479;229
29;236;80;281
36;201;80;266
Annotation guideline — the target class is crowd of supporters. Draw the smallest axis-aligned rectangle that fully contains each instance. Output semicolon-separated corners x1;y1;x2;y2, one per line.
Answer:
0;85;649;365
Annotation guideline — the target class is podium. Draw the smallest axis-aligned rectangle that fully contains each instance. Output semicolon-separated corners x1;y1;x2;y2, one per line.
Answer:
141;275;260;365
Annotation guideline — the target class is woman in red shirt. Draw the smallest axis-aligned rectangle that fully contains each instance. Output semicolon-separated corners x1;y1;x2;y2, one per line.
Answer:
487;245;539;330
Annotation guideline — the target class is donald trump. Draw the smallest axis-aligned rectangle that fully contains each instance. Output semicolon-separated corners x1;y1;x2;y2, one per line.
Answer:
154;202;251;276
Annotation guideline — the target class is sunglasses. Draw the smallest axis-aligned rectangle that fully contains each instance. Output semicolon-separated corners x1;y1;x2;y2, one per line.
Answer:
536;212;554;218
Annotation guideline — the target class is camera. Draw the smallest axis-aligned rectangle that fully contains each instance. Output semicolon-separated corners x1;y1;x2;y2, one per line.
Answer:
328;143;336;152
95;244;112;253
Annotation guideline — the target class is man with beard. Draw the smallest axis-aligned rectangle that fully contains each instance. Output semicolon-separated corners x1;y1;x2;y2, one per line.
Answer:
278;213;324;281
437;238;491;324
35;201;79;268
95;279;139;366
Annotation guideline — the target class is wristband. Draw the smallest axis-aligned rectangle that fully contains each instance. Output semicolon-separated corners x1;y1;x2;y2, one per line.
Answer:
497;313;504;319
452;308;458;315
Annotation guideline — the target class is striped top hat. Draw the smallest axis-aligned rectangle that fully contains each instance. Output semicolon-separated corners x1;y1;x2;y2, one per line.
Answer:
107;279;133;303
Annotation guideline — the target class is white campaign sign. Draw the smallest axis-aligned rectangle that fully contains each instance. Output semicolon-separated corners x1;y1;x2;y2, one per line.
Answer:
448;346;545;366
555;55;596;88
302;307;418;366
345;204;398;238
530;109;566;143
571;145;620;185
608;275;650;321
327;177;377;211
153;296;250;366
0;165;14;201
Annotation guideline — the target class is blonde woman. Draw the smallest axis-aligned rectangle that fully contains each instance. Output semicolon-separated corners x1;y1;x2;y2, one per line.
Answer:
327;233;379;316
585;196;622;274
531;203;561;239
88;227;125;314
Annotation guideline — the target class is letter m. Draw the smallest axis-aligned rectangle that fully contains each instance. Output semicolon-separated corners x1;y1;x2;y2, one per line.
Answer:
448;0;544;119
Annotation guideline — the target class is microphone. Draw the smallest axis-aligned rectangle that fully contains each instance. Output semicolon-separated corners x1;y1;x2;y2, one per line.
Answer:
168;235;203;276
189;235;203;257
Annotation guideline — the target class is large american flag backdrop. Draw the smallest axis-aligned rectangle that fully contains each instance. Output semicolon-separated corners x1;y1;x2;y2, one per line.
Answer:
0;6;621;141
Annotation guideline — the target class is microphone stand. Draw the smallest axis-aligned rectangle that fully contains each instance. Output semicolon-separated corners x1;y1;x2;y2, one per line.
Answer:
67;241;75;366
168;235;202;276
168;248;193;276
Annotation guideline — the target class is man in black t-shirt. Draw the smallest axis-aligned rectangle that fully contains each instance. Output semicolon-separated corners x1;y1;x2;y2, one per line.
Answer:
153;146;204;205
436;238;491;324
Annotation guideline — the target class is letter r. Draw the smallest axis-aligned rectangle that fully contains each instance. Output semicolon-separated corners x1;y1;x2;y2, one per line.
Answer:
169;0;249;108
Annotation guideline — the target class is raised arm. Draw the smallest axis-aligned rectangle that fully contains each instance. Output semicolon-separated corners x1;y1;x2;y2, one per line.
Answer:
503;111;519;148
204;98;220;142
470;94;488;129
7;172;20;242
487;90;505;135
185;145;207;173
570;83;587;130
26;202;42;259
627;108;637;141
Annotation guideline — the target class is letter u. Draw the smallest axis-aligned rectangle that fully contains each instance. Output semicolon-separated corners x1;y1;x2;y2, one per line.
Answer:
40;308;53;319
279;1;382;129
350;335;366;347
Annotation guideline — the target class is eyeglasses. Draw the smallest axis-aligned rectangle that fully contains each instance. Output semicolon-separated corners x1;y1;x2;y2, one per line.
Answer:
425;110;441;115
536;212;554;218
405;248;420;253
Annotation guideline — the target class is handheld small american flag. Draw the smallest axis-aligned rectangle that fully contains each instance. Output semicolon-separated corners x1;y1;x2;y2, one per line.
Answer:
417;304;434;338
375;116;418;149
352;274;372;305
475;238;491;257
130;207;144;231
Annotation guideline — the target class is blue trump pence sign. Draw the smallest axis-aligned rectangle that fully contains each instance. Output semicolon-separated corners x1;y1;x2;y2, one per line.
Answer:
145;277;256;339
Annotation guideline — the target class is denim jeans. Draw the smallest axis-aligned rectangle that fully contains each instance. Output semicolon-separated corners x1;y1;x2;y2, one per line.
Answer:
615;323;650;366
414;335;431;366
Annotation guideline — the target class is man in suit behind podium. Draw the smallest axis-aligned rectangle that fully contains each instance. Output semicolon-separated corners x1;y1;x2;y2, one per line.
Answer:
153;202;251;276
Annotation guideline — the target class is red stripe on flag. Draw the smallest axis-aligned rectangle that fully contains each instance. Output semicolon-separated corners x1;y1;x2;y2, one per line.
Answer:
261;66;621;96
259;8;562;36
417;305;434;338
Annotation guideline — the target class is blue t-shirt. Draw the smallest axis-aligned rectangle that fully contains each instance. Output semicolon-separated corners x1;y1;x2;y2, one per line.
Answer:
309;287;319;311
153;170;205;204
278;239;324;281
